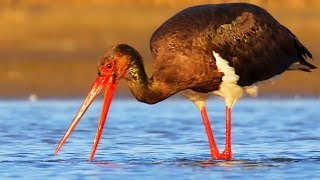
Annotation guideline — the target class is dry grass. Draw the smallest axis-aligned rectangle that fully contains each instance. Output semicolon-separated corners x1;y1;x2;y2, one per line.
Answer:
1;0;319;98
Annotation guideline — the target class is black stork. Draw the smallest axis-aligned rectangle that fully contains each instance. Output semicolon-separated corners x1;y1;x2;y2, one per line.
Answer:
54;3;316;161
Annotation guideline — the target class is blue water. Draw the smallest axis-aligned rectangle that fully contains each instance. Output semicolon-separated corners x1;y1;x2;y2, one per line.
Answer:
0;97;319;179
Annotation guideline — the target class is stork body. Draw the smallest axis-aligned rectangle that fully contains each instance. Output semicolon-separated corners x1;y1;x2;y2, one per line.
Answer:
55;3;316;161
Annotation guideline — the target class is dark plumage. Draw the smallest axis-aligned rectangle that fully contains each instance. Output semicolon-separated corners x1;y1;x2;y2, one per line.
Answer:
150;3;315;88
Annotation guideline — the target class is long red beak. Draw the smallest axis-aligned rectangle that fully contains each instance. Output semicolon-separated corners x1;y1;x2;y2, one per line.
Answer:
54;75;117;161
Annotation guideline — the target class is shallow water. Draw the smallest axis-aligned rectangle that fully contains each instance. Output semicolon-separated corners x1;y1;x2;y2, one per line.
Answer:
0;98;319;179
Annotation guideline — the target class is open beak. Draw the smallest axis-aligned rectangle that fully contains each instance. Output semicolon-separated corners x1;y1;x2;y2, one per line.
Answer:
54;75;117;161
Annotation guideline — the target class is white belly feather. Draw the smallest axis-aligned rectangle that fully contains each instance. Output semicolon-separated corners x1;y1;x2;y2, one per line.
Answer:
182;51;258;109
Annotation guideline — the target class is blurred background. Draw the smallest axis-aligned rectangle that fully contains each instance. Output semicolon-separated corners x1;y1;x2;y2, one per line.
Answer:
1;0;319;99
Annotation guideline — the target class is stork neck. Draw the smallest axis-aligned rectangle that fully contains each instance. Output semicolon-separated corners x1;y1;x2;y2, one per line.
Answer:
126;66;173;104
116;44;175;104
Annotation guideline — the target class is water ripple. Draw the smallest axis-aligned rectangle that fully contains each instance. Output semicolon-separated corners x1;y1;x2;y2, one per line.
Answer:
0;99;319;179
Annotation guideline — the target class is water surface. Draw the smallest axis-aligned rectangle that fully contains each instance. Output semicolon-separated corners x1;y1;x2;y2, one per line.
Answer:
0;98;319;179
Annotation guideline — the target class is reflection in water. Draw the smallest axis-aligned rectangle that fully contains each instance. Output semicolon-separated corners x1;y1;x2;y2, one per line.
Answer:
166;158;286;169
93;161;122;167
89;156;308;171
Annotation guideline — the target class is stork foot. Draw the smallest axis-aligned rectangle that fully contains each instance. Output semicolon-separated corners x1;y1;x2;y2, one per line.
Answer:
219;150;232;160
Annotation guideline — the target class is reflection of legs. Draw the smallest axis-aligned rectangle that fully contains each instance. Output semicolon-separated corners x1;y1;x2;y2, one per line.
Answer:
200;106;220;159
220;106;232;160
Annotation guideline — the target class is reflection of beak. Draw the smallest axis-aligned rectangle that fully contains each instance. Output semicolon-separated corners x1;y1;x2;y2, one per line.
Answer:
54;75;117;161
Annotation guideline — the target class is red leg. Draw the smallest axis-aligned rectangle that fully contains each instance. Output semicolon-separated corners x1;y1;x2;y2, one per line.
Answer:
220;106;232;160
200;106;220;159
